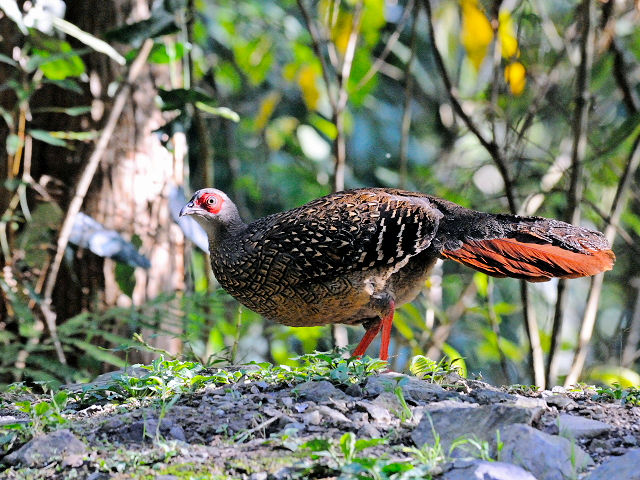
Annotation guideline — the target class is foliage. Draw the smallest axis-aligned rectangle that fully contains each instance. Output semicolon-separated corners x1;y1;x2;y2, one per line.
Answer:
594;384;640;407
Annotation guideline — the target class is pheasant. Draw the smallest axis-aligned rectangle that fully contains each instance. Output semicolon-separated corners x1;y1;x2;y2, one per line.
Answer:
180;188;615;361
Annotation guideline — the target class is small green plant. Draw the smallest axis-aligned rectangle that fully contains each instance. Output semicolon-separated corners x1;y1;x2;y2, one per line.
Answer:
247;350;387;386
594;384;640;406
409;355;462;383
506;384;540;395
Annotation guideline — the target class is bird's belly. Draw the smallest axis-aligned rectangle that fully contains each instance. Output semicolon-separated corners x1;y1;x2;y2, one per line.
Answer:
218;254;438;328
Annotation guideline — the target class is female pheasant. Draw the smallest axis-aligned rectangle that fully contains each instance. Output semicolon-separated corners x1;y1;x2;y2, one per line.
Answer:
180;188;614;360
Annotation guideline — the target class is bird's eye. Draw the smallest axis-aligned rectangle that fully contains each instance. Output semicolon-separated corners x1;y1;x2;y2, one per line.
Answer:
207;197;217;205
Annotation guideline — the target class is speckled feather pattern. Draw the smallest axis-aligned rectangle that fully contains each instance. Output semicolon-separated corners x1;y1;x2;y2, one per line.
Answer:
196;188;614;327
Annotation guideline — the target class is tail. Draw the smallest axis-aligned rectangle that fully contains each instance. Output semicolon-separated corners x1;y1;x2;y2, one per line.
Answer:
438;213;615;282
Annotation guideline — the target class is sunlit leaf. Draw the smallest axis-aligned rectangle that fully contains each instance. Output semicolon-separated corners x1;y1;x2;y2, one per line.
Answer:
504;61;526;95
254;91;281;130
195;102;240;122
28;40;86;80
498;10;519;59
298;65;320;111
460;0;493;71
588;366;640;388
52;17;125;65
28;129;68;147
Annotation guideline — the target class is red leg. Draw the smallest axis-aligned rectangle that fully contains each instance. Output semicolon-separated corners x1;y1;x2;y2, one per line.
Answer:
379;300;395;361
352;319;382;358
351;299;396;360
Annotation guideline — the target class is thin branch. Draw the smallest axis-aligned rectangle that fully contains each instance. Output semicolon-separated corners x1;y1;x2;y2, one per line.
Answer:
564;131;640;386
547;0;595;386
399;3;418;189
40;39;154;366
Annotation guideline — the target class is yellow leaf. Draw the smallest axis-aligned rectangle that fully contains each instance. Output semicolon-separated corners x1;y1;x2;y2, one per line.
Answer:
498;10;519;59
254;91;281;130
298;65;320;111
318;0;354;56
460;0;493;71
504;61;526;95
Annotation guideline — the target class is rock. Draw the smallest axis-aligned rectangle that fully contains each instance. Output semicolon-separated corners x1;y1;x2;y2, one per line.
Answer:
301;409;322;425
293;380;346;402
622;434;637;446
114;417;186;442
315;405;351;424
499;424;593;480
472;388;515;404
512;395;547;411
557;413;613;439
583;448;640;480
411;404;537;455
442;459;537;480
3;429;87;467
544;394;576;409
357;424;382;439
360;400;392;424
364;373;451;402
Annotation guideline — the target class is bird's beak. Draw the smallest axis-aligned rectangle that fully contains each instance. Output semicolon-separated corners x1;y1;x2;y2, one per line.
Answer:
179;202;197;217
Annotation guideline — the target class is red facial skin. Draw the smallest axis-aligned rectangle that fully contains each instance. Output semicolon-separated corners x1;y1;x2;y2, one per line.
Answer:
198;192;224;214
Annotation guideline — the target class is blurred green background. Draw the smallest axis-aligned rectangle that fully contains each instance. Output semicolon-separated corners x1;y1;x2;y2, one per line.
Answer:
0;0;638;390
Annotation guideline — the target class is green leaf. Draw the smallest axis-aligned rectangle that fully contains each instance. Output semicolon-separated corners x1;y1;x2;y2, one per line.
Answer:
6;133;21;155
34;401;52;416
0;53;17;67
126;41;186;64
43;78;83;93
51;17;125;65
195;102;240;122
32;106;92;116
28;129;68;147
340;432;356;460
158;87;217;110
300;438;331;452
104;8;178;47
27;41;87;80
115;262;136;298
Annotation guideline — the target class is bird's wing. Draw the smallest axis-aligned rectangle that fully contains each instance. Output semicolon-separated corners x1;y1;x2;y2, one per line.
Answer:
247;189;443;285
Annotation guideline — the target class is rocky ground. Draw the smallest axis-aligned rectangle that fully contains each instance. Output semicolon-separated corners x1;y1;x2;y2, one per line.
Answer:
1;357;640;479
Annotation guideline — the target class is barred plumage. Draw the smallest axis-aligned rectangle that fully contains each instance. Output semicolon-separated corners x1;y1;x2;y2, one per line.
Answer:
181;187;615;360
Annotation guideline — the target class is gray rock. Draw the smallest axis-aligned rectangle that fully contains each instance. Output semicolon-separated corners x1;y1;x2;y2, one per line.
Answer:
315;405;351;424
365;373;451;402
411;404;537;455
544;394;576;409
361;400;392;424
293;380;346;402
472;388;516;404
557;413;613;440
583;448;640;480
499;424;593;480
513;395;547;411
3;429;87;467
442;459;537;480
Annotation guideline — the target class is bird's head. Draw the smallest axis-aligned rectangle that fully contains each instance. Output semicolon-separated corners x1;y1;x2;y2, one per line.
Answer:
180;188;241;235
